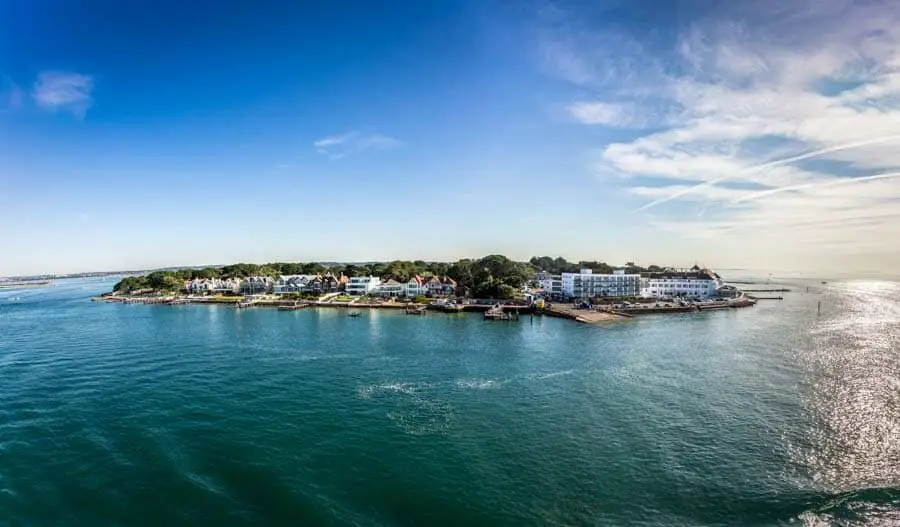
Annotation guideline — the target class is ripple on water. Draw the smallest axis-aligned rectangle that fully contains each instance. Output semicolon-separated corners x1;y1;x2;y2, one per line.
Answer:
357;382;453;435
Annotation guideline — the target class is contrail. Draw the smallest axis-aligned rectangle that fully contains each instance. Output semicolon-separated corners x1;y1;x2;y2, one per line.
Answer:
732;171;900;204
633;134;900;212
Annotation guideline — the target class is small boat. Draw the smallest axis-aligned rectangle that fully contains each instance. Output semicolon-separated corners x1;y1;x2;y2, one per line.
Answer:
347;311;362;317
406;305;427;315
484;304;518;321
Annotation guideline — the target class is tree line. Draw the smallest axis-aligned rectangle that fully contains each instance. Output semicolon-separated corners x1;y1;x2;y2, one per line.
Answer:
113;255;658;298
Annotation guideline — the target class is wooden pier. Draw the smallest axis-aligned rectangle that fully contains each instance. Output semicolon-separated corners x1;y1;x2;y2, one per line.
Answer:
277;302;308;311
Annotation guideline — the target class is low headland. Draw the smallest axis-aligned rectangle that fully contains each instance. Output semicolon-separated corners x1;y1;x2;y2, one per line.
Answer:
96;255;772;324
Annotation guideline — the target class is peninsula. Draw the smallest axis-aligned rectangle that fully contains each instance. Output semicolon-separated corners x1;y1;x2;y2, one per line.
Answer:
99;255;763;322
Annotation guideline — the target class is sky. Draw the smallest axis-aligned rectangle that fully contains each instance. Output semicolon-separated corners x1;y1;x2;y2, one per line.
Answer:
3;0;900;277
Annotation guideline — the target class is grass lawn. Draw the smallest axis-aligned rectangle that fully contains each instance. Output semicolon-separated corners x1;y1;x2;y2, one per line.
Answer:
332;295;354;302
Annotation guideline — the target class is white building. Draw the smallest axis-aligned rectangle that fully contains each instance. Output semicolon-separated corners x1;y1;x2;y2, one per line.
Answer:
641;269;722;299
536;273;563;299
186;278;240;294
345;276;381;295
212;278;241;294
377;279;405;297
406;276;427;297
561;269;641;299
186;278;212;294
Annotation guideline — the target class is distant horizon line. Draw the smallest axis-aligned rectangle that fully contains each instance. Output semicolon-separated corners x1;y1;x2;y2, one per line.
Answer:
4;259;890;282
5;256;716;280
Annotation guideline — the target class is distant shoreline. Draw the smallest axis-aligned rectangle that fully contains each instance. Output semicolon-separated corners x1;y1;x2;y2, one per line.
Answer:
0;280;54;289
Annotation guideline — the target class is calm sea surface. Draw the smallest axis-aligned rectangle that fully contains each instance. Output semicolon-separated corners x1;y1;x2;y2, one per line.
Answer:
1;278;898;526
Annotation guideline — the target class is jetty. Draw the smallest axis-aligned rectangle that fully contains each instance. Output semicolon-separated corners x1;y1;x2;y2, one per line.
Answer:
277;302;308;311
543;303;623;323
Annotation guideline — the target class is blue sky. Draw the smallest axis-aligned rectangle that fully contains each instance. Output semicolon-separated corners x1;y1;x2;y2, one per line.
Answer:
3;1;900;276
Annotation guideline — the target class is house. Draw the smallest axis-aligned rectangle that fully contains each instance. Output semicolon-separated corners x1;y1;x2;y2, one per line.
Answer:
305;275;325;294
240;276;274;294
187;278;240;294
640;268;722;299
186;278;213;294
321;272;346;293
345;276;381;295
273;275;313;295
441;277;457;296
211;278;241;294
376;279;405;297
561;269;641;300
425;276;444;296
405;275;426;297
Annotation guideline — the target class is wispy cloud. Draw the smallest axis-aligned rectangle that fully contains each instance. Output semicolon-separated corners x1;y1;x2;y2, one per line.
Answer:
568;101;638;126
32;71;94;117
543;0;900;272
313;131;404;159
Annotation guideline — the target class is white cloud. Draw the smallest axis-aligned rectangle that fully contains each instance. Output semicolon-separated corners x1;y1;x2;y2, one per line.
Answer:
313;131;404;159
32;71;94;117
544;0;900;273
568;101;639;126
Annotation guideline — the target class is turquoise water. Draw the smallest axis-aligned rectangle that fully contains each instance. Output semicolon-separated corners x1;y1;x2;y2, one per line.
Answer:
1;278;898;525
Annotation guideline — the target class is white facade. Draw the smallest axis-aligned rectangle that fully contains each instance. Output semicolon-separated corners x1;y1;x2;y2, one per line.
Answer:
187;278;240;294
377;279;405;297
406;277;426;297
186;278;212;293
641;270;721;299
537;274;563;298
345;276;381;295
561;269;641;299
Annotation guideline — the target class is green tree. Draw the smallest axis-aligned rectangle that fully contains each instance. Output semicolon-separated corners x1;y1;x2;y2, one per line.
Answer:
425;262;450;276
342;264;362;277
383;260;419;282
257;265;278;277
448;259;475;294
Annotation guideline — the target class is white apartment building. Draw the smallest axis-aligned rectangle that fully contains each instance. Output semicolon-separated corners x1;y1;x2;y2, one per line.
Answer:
536;273;563;299
561;269;642;299
345;276;381;295
640;269;722;299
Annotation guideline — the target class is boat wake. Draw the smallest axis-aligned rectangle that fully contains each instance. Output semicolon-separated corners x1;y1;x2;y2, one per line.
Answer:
455;378;504;390
358;381;452;435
